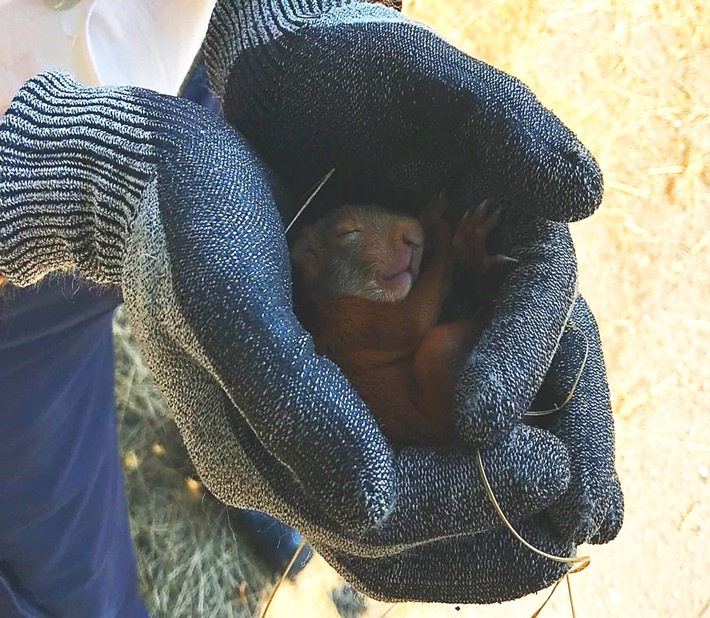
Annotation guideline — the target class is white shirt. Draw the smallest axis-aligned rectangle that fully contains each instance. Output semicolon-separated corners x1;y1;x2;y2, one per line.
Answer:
0;0;217;115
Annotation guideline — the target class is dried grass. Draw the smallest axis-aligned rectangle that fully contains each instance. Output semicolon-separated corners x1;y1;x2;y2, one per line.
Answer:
115;310;266;618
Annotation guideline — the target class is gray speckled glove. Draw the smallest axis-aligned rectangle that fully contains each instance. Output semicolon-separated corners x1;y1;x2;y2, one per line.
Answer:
0;71;574;605
203;0;623;601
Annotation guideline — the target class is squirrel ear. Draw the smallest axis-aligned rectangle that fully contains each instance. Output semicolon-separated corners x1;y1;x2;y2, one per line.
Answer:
291;227;320;283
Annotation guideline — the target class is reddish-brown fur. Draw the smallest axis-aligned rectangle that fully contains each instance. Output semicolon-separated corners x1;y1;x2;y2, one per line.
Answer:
292;197;502;446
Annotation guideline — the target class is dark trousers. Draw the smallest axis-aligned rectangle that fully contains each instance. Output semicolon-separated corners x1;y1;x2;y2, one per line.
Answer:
0;280;148;617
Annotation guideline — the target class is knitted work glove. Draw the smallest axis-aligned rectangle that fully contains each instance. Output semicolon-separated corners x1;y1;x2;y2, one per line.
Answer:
0;72;574;604
203;0;623;600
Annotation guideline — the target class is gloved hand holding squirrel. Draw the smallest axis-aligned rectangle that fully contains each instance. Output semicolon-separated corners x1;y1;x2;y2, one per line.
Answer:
0;0;623;604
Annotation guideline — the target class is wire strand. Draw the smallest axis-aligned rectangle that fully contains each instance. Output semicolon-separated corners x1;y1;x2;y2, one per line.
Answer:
285;168;336;235
525;323;589;417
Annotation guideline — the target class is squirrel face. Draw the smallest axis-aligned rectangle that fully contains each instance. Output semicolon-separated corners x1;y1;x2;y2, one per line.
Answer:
291;205;425;303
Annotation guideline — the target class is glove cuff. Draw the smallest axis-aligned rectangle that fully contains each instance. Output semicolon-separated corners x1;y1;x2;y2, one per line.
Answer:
0;71;162;287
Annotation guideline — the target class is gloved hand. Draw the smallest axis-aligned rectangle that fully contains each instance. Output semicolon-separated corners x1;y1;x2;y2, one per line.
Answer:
202;0;623;601
1;71;574;604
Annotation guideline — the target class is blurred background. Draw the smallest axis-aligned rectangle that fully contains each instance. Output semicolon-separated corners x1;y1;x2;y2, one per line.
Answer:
115;0;709;616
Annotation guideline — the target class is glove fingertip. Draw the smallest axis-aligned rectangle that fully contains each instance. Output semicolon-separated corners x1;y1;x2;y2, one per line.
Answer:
511;429;571;507
537;140;604;223
483;426;571;518
588;475;624;545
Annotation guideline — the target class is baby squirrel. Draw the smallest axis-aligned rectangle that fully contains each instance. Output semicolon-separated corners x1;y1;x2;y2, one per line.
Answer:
291;193;512;446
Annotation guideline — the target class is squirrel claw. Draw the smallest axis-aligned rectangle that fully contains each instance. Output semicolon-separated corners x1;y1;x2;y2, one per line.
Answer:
423;190;449;217
454;198;514;274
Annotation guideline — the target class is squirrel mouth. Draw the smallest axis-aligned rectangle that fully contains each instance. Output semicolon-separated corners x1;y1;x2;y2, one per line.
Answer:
380;253;420;288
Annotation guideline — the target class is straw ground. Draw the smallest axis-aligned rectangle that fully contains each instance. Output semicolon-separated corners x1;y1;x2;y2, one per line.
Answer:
116;1;709;616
